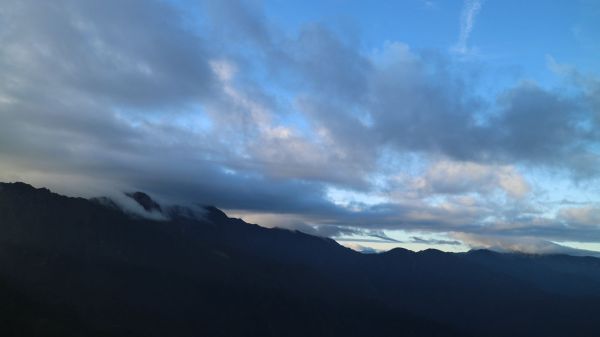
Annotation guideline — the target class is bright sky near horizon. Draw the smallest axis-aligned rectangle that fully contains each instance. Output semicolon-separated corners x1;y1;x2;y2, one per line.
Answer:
1;0;600;254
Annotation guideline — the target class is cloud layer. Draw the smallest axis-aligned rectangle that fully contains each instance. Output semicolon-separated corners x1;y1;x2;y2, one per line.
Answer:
1;0;599;253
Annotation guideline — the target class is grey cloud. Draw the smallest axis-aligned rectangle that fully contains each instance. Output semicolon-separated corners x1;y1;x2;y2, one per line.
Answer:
1;0;214;108
0;0;345;217
367;53;598;175
201;0;272;49
270;34;599;177
368;230;401;243
293;224;359;239
287;24;372;103
263;197;600;245
491;82;586;162
368;46;485;160
410;236;462;245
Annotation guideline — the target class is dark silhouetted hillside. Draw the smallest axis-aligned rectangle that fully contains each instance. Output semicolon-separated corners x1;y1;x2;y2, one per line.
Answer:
1;182;599;337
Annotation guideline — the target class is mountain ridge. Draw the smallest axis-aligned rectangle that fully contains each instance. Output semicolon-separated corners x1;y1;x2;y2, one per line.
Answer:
1;181;600;337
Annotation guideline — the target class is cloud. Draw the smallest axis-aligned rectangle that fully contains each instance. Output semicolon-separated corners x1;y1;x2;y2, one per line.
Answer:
94;192;169;221
410;236;462;246
341;243;381;254
399;160;530;199
559;206;600;228
455;233;600;257
453;0;483;54
369;230;402;242
0;0;599;255
420;1;438;10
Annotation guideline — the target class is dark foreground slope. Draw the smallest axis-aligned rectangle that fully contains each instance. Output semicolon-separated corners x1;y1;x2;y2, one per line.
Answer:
0;182;599;337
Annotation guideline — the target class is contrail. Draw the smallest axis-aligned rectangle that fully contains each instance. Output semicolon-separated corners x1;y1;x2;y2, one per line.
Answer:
454;0;483;54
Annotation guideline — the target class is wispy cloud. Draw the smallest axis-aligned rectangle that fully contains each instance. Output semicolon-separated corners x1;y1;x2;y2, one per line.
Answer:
420;0;438;10
411;236;462;246
453;0;483;54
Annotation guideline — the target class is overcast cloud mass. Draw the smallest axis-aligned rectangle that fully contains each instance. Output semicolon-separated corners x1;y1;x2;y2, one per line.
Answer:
1;0;600;254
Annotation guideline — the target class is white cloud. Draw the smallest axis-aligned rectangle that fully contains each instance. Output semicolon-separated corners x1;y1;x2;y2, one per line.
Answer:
400;160;530;199
559;205;600;227
453;0;483;54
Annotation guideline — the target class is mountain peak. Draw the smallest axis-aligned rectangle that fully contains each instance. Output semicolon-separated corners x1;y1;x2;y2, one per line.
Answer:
466;249;501;256
0;182;52;196
125;191;162;212
202;205;228;220
419;248;445;256
382;247;415;256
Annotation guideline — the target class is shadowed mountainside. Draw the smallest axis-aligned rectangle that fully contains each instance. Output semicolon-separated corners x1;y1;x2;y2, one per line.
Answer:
1;182;600;337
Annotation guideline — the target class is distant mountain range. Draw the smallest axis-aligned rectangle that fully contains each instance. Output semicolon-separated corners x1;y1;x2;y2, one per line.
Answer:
1;182;599;337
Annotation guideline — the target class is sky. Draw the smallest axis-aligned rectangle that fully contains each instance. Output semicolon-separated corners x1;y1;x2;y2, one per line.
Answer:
1;0;600;254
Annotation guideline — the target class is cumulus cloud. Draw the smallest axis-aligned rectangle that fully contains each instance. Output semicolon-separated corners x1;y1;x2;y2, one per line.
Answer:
559;206;600;228
400;160;530;198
